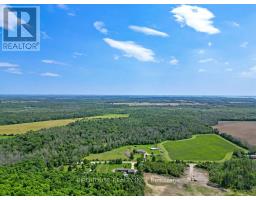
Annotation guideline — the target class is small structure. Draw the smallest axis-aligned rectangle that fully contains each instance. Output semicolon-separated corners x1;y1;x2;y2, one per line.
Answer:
150;147;160;150
249;154;256;159
136;149;146;154
115;168;138;174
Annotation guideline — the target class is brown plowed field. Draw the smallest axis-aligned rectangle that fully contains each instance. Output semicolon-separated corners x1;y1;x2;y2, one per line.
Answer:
213;121;256;146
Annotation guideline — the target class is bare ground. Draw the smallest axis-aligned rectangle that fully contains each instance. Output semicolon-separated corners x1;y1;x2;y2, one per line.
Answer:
144;164;226;196
213;121;256;146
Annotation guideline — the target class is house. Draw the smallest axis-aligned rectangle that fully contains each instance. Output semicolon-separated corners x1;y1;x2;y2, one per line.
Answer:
115;168;138;174
150;147;160;150
136;149;146;154
249;154;256;159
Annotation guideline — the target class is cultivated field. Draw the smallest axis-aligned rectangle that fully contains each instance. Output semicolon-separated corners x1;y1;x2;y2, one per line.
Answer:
162;134;245;162
213;121;256;146
0;114;128;135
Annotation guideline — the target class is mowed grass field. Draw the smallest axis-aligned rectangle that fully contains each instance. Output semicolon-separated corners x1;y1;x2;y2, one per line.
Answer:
87;134;246;162
0;114;128;135
162;134;246;162
86;144;162;161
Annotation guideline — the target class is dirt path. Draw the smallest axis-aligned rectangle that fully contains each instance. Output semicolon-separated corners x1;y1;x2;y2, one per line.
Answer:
188;164;195;181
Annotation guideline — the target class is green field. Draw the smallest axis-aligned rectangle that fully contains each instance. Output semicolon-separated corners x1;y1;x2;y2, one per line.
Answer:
86;144;162;161
95;163;131;173
87;134;245;162
0;114;128;135
162;134;245;162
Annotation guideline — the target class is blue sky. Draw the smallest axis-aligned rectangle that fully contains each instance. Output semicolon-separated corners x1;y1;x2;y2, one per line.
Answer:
0;4;256;95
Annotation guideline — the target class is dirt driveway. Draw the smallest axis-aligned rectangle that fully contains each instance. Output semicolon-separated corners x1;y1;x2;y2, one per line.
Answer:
144;164;226;196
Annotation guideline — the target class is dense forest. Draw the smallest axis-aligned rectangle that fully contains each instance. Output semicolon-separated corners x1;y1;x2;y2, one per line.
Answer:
0;159;144;195
1;95;256;125
198;159;256;191
138;161;187;177
0;108;213;166
1;96;256;195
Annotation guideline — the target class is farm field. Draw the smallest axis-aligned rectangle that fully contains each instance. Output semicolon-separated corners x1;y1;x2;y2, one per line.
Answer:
213;121;256;146
86;144;162;161
0;114;128;135
86;134;244;162
162;134;245;162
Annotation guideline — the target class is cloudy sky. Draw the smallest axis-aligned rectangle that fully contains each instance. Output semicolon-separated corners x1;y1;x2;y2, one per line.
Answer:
0;4;256;95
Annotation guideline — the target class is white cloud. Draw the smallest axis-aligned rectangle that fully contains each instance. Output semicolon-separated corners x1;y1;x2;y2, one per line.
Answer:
129;25;169;37
5;68;22;75
73;52;85;58
57;4;69;10
198;49;205;55
103;38;155;62
113;55;120;60
198;58;214;63
42;60;67;66
198;68;206;73
40;72;60;77
0;62;19;68
171;5;220;34
225;68;233;72
94;21;108;34
208;42;212;47
67;12;76;17
0;5;21;30
169;57;179;65
0;62;22;75
57;5;76;16
241;66;256;78
231;21;240;28
240;41;248;48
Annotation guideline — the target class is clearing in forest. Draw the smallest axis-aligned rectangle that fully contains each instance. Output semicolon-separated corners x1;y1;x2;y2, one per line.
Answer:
86;144;163;161
162;134;245;162
95;163;131;173
86;134;245;162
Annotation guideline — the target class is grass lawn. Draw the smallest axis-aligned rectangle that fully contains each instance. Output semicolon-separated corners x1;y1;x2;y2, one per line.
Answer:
0;114;129;135
162;134;246;162
86;144;162;161
95;163;131;173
